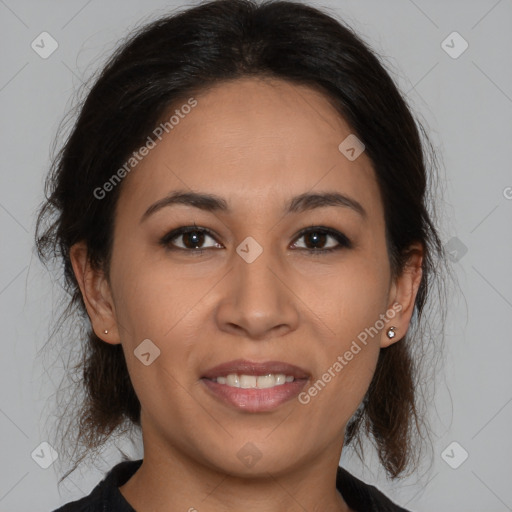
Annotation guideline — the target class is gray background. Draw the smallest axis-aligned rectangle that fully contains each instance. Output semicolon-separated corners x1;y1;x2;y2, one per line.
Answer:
1;0;511;510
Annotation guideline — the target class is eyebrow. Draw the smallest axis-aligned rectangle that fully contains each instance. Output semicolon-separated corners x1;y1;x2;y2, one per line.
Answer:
140;190;367;222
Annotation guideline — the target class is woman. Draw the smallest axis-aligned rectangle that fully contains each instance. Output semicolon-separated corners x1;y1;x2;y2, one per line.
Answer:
36;0;448;510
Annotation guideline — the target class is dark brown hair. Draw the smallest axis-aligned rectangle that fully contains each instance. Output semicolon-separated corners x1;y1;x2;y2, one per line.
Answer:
35;0;449;484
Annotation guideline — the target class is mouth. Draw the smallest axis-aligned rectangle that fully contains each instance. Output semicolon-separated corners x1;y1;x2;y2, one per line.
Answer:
200;359;310;412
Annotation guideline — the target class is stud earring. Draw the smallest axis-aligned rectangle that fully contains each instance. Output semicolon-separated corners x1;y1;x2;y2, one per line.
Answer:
386;326;397;339
104;329;109;334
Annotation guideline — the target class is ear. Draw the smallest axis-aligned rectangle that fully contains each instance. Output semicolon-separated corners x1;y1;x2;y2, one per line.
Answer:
381;241;424;348
69;241;121;345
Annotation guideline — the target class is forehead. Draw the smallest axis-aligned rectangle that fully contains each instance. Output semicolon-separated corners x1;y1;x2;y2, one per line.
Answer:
118;77;383;222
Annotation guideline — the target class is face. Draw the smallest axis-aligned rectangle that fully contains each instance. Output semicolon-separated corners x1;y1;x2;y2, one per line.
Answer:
73;77;421;477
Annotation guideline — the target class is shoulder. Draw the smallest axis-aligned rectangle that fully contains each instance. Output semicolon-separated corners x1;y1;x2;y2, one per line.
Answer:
336;466;412;512
51;459;143;512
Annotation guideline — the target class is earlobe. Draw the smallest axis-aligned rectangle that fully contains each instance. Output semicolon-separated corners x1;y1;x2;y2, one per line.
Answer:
381;242;424;348
69;242;121;345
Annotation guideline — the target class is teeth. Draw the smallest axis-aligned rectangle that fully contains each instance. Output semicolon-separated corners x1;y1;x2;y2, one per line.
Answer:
275;374;285;385
214;373;295;389
226;374;239;387
256;375;275;388
240;375;257;388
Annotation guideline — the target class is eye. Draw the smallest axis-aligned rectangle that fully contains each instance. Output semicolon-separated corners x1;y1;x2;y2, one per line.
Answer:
159;225;221;254
159;225;352;255
291;227;352;255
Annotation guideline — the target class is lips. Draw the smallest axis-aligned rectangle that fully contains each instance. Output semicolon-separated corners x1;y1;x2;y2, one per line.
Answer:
200;359;310;412
201;359;310;379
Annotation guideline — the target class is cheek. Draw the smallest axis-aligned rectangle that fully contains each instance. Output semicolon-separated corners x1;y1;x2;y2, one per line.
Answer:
109;244;203;375
113;267;199;415
301;317;381;428
114;277;198;374
109;238;189;337
299;261;389;411
306;254;390;342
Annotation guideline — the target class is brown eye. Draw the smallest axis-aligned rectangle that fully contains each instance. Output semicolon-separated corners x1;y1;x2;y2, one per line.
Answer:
160;226;221;252
291;227;352;254
180;230;206;249
159;225;352;256
302;231;329;250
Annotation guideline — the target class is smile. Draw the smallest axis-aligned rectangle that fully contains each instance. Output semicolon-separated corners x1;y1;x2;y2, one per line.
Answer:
212;373;295;389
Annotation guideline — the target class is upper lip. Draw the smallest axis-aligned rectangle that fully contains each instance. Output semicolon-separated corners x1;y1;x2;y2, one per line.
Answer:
201;359;310;379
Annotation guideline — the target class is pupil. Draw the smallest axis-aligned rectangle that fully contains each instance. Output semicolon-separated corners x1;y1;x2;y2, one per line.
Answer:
306;232;325;249
185;231;204;248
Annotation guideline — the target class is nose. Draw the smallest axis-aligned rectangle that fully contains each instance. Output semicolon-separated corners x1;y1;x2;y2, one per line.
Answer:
215;242;300;340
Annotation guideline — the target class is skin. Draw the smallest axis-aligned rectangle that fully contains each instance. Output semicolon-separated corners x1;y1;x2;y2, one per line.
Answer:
70;77;423;512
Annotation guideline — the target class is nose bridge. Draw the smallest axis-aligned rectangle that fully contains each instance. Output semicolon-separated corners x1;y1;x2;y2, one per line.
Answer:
216;233;299;338
234;235;282;309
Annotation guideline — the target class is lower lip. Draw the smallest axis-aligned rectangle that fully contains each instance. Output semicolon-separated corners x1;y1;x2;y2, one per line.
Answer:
201;378;308;412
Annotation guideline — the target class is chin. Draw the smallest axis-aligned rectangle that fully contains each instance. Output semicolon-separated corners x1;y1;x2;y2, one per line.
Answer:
193;437;307;479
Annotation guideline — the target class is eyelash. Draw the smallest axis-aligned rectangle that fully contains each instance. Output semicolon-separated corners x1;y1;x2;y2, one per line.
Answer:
159;224;352;256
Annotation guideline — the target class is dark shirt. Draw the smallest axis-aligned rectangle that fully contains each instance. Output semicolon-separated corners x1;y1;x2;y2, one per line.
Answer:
52;459;411;512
